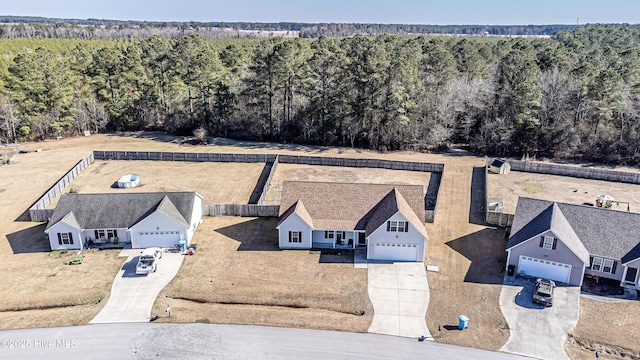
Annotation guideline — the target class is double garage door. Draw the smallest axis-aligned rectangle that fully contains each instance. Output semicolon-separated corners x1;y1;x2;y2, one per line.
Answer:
370;243;419;262
138;231;182;248
518;255;571;283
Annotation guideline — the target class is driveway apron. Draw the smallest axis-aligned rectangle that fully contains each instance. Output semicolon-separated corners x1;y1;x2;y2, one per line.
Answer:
500;276;580;360
367;262;431;338
90;251;184;323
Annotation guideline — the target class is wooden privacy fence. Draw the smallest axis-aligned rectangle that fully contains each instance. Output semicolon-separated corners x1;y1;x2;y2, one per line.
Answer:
278;154;444;172
202;204;280;217
257;155;279;205
509;159;640;184
93;150;276;163
28;152;94;222
486;212;515;227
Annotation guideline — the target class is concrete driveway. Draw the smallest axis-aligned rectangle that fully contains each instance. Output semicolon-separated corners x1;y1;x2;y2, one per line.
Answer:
367;262;431;338
90;250;184;323
500;276;580;360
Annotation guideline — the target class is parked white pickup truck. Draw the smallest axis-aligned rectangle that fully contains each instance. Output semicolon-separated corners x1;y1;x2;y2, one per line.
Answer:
136;247;163;275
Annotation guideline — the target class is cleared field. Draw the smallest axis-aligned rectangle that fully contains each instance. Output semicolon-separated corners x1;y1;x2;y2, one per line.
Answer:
50;160;263;206
488;171;640;214
263;163;431;205
153;216;373;332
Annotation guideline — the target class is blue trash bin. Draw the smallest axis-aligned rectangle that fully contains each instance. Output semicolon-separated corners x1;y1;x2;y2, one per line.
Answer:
179;240;187;252
458;315;469;330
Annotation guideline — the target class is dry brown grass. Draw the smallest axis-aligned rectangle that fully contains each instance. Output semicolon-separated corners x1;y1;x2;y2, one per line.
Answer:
263;163;431;205
565;298;640;359
425;160;510;351
153;216;373;332
3;131;638;354
489;171;640;214
52;160;263;206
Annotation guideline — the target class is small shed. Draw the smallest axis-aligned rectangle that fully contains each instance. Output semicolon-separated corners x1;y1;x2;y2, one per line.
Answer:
488;158;511;174
117;174;140;188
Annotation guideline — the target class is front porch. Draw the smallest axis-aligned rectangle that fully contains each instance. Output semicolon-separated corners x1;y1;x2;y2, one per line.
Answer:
621;265;640;290
311;229;366;250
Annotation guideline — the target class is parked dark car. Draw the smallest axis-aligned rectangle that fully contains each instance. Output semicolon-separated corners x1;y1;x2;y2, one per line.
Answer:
533;278;555;307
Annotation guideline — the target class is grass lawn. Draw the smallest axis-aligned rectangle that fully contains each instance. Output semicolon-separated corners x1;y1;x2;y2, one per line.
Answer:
425;161;510;351
565;298;640;359
153;216;373;332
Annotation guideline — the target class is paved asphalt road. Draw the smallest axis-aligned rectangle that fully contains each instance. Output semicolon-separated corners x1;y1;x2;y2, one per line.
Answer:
0;323;532;360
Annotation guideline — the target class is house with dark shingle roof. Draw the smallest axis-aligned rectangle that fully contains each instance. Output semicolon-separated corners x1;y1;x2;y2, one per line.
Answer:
277;181;428;262
506;197;640;289
45;192;203;250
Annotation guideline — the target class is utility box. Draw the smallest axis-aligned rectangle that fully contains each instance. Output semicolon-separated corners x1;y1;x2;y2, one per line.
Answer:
458;315;469;330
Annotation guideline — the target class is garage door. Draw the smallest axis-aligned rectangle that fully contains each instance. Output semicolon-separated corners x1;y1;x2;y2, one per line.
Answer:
517;255;571;283
370;243;418;262
138;231;181;248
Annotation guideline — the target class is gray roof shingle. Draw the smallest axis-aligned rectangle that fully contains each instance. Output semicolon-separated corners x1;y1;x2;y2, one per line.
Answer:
46;192;198;230
508;197;640;263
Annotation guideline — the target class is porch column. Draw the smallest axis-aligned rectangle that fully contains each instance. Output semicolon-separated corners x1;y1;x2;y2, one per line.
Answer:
352;231;356;249
621;265;628;286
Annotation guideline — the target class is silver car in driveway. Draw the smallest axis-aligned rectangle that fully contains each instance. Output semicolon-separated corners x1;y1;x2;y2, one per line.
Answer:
533;278;556;306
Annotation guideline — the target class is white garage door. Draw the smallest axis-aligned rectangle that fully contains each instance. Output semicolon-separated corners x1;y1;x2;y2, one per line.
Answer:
517;255;571;283
138;231;181;248
370;243;418;262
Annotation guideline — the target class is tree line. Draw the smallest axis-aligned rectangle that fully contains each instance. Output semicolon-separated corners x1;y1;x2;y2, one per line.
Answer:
1;25;640;164
0;16;583;39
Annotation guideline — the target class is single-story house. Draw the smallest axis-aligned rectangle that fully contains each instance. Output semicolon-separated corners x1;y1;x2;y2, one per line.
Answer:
45;192;203;250
506;197;640;290
276;181;428;262
488;158;511;174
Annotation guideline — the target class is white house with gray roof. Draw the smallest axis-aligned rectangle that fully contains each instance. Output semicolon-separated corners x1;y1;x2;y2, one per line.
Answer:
277;181;428;262
45;192;202;250
506;197;640;289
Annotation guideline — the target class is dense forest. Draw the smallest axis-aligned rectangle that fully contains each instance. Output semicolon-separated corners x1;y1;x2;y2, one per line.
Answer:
1;25;640;164
0;16;581;38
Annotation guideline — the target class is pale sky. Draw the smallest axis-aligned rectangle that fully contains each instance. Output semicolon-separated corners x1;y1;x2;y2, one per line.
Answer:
0;0;638;25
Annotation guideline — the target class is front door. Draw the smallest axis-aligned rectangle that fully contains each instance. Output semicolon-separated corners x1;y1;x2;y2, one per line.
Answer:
625;267;638;283
336;232;343;245
358;232;366;247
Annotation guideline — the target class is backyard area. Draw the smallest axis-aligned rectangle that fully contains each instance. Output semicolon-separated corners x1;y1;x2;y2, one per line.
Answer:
50;160;263;206
488;170;640;215
153;216;374;332
263;163;431;205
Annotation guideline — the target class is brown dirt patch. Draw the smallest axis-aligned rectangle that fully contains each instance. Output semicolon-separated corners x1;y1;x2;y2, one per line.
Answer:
488;171;640;214
52;160;263;206
154;216;373;331
264;163;431;204
565;297;640;359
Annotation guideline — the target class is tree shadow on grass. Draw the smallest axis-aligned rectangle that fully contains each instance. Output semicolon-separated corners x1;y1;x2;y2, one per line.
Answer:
215;217;280;251
6;223;51;254
445;227;508;285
